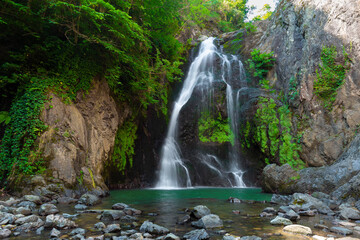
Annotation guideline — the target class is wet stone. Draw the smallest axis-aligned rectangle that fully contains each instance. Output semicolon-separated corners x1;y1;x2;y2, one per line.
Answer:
330;227;353;235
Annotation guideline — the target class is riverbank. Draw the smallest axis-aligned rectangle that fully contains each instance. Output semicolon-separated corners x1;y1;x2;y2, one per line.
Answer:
0;188;359;239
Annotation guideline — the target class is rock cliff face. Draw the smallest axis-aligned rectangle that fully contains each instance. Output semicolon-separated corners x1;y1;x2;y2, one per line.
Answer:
37;79;125;193
238;0;360;167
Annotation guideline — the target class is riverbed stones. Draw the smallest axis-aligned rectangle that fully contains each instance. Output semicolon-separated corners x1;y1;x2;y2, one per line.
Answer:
105;224;121;233
17;201;37;210
112;203;129;210
50;228;61;238
338;221;357;228
123;207;141;216
270;216;292;225
24;195;42;205
330;227;353;235
75;204;88;210
15;215;39;225
57;197;77;205
164;233;180;240
283;224;312;235
183;229;209;240
140;220;169;235
78;194;101;206
240;236;262;240
191;214;223;229
293;193;333;215
39;203;59;216
283;209;300;221
0;229;11;238
223;234;240;240
340;207;360;220
101;210;125;221
192;205;211;219
70;228;86;236
45;214;77;229
94;222;106;231
177;215;191;225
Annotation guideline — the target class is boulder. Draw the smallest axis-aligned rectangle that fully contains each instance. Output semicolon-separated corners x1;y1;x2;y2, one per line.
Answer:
293;193;333;215
45;214;77;229
262;164;298;194
16;219;44;232
104;224;121;233
57;197;77;204
164;233;180;240
101;210;125;221
123;207;141;215
270;216;292;226
14;207;31;216
94;222;106;231
283;224;312;235
50;228;61;238
17;201;37;210
70;228;86;236
74;204;88;210
192;206;211;219
0;229;11;238
78;194;101;206
191;214;223;229
330;227;353;235
112;203;129;210
15;215;39;225
283;210;300;221
183;229;209;240
223;234;240;240
24;195;42;205
340;207;360;220
39;203;59;216
140;220;169;235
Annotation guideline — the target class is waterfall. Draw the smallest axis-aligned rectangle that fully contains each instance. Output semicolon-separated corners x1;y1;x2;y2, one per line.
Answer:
156;37;247;189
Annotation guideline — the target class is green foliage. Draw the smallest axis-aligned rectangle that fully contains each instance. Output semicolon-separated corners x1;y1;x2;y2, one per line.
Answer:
0;111;11;125
0;78;48;183
287;76;299;102
252;4;273;21
247;49;276;84
241;97;304;170
314;45;351;110
198;111;234;144
111;119;138;174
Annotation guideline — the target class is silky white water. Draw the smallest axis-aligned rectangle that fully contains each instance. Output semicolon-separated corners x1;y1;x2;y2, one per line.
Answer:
156;37;247;189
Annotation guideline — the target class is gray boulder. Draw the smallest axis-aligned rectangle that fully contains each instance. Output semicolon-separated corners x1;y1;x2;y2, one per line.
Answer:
70;228;86;236
57;197;77;204
340;207;360;220
17;201;37;210
45;214;77;229
192;205;211;219
183;229;209;240
283;210;300;221
104;224;121;233
112;203;129;210
123;207;141;215
293;193;333;215
78;194;101;206
270;216;292;225
164;233;180;240
101;210;125;221
140;220;169;235
39;203;59;216
262;164;298;194
191;214;223;229
0;229;11;238
14;207;31;216
240;236;262;240
24;195;42;205
50;228;61;238
330;226;353;235
16;219;44;232
74;204;88;210
15;215;39;225
94;222;106;231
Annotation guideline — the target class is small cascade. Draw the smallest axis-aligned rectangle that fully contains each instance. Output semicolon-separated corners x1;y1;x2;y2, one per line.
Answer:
156;37;247;189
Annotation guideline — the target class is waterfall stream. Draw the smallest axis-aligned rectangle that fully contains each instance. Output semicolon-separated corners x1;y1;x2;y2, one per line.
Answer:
156;37;247;189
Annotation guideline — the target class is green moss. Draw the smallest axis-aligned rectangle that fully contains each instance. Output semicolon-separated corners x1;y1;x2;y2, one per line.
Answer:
198;111;234;144
111;119;138;174
314;45;351;110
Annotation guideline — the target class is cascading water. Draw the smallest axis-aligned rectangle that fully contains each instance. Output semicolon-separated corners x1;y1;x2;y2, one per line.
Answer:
156;37;247;189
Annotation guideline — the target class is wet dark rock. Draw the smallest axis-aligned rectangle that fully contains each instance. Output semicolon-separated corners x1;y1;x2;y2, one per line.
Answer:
177;215;191;225
192;205;211;219
0;229;11;238
129;232;143;239
123;207;141;216
39;203;59;216
74;204;88;210
259;212;274;218
140;220;169;235
298;210;316;216
78;194;101;206
57;197;77;205
330;227;353;235
101;210;125;221
94;222;106;231
148;212;158;216
270;216;292;225
339;207;360;220
283;210;300;221
112;203;129;210
121;229;137;236
121;215;138;222
45;214;77;229
104;224;121;233
191;214;223;229
293;193;333;215
63;213;78;219
50;228;61;238
262;164;298;194
183;229;209;240
24;195;42;205
314;224;329;230
14;207;31;216
262;207;276;214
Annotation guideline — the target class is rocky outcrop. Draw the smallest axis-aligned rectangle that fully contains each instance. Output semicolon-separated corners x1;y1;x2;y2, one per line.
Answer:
234;0;360;167
262;135;360;200
34;79;126;193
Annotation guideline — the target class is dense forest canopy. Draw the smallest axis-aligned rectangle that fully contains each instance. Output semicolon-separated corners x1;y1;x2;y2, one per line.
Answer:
0;0;254;185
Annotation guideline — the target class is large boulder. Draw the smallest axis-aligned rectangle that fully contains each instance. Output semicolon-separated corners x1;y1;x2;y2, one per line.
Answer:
39;203;59;216
283;225;312;235
191;214;223;229
262;164;298;194
292;193;333;215
192;205;211;219
140;221;169;235
45;214;77;229
183;229;209;240
78;194;101;206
